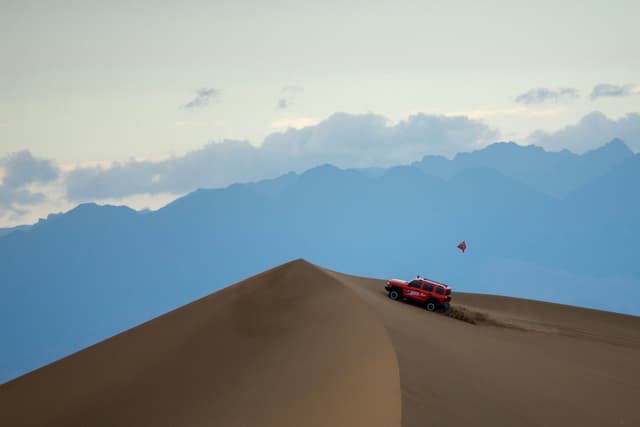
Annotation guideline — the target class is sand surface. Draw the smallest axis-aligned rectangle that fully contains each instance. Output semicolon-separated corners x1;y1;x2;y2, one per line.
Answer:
2;259;639;426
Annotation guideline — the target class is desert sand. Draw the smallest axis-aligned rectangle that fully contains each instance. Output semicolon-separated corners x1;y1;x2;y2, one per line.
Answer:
2;259;639;426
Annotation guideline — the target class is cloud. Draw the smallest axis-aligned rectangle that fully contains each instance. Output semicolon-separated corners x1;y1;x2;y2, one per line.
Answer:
66;140;261;200
1;150;59;188
0;150;60;216
515;87;579;104
0;188;46;216
526;111;640;153
276;98;288;109
270;118;319;130
590;83;638;100
65;112;497;200
183;88;220;109
276;85;303;110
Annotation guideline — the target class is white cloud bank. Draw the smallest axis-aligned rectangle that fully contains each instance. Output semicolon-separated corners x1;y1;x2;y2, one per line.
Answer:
526;111;640;153
65;112;497;200
0;150;59;217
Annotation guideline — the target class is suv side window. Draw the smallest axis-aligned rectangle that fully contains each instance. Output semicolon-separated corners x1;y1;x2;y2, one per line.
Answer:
435;287;444;295
422;284;433;292
408;280;421;288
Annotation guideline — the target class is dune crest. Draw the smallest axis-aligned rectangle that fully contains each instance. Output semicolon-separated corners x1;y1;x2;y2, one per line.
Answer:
0;260;401;427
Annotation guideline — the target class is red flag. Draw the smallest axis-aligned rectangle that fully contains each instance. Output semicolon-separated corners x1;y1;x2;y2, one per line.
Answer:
457;240;467;253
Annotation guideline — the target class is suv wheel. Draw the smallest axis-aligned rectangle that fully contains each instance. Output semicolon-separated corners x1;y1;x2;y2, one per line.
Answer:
389;290;401;301
425;301;437;312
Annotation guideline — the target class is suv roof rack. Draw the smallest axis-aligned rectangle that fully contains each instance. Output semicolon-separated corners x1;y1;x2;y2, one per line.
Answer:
421;277;449;288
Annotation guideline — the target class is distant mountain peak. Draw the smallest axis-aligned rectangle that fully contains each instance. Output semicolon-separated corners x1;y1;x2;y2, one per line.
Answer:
75;202;99;210
306;163;341;173
299;164;344;180
584;138;633;158
63;202;137;219
604;137;631;151
484;141;522;149
454;141;547;161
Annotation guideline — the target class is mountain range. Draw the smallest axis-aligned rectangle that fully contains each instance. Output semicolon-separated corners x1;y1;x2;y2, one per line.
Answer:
1;138;638;383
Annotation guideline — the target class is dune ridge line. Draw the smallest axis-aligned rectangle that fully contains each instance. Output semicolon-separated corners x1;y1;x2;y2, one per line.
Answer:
0;259;402;427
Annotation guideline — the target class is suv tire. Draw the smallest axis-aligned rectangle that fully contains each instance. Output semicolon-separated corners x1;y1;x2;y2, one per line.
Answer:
425;300;437;312
389;289;401;301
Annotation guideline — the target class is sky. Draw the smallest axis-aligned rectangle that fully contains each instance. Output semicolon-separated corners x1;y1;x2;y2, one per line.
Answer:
1;0;640;226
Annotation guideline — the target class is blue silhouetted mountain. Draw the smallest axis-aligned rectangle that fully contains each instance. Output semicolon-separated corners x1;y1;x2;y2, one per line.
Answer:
413;141;574;181
1;140;639;383
413;139;634;197
245;171;299;196
558;153;640;279
0;224;32;238
525;138;634;198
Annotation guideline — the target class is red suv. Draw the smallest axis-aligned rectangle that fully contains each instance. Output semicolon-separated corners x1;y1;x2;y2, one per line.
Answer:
385;276;452;311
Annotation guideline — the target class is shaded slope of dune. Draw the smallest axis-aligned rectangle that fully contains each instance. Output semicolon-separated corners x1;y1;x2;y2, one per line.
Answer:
2;260;640;427
0;260;401;427
324;268;640;427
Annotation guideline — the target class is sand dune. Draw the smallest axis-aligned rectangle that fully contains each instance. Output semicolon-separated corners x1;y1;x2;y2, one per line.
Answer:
2;259;639;426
